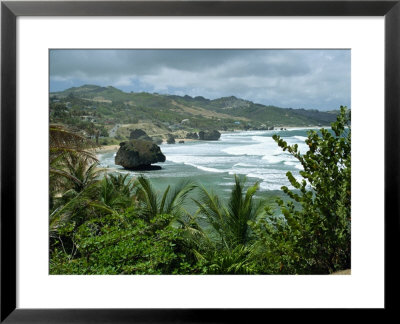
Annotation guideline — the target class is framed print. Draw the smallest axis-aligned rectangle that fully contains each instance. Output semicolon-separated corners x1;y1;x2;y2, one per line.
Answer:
1;0;399;322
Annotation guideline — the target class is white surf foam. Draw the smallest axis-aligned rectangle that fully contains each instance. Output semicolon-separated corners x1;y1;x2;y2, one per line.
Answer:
284;161;303;170
262;154;290;164
233;163;254;168
186;164;227;173
293;136;308;141
97;129;313;192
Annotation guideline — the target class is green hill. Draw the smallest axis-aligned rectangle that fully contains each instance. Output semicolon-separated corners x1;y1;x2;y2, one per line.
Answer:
50;85;339;139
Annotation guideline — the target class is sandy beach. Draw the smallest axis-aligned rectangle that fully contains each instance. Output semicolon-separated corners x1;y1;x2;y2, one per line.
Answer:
95;144;120;153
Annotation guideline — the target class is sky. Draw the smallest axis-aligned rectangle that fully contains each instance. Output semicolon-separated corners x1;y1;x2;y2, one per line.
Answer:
50;49;350;111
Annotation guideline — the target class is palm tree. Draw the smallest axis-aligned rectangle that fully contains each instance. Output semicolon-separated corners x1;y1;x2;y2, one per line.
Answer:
49;124;98;166
193;175;267;250
189;175;269;274
62;154;104;193
107;173;135;197
135;175;196;223
49;124;99;208
49;174;135;237
96;173;136;211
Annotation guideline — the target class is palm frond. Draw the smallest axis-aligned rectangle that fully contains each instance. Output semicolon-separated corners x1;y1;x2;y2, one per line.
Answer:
135;176;159;220
164;179;197;217
49;124;98;165
195;175;268;249
159;185;171;214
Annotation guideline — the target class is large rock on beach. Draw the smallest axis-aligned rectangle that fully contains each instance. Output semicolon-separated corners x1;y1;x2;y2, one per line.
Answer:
129;129;152;141
166;134;176;144
198;130;221;141
115;139;165;170
186;132;199;139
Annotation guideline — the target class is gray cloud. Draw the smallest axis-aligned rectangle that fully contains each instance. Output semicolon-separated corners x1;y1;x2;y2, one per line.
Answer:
50;49;350;110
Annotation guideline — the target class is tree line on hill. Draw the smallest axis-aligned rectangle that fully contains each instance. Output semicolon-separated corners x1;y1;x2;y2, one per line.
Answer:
50;85;339;137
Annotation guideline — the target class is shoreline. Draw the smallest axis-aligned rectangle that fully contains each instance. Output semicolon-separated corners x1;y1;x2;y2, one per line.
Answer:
94;128;321;194
96;126;326;153
95;139;199;153
224;126;325;132
96;144;119;153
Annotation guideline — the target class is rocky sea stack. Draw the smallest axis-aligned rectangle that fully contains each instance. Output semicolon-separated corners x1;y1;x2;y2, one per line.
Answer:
186;132;199;139
166;134;176;144
129;129;152;141
115;139;166;170
198;130;221;141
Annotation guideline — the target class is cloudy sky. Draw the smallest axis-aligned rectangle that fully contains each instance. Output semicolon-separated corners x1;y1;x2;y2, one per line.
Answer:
50;49;350;111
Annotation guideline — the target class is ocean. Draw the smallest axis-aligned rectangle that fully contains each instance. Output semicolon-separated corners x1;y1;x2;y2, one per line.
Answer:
97;128;320;207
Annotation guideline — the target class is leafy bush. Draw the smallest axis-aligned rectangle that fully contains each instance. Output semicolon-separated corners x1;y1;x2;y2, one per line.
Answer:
50;212;197;274
251;106;351;274
50;172;199;275
194;245;258;274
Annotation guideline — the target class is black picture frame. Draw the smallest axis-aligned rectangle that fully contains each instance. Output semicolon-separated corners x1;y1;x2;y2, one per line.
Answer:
1;0;399;322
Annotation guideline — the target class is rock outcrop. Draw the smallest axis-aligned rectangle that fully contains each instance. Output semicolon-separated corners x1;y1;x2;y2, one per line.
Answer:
198;130;221;141
115;140;165;170
129;129;152;141
166;134;175;144
186;132;199;139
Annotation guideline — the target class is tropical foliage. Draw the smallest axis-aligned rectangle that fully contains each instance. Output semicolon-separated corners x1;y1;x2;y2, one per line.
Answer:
49;108;351;274
250;106;351;274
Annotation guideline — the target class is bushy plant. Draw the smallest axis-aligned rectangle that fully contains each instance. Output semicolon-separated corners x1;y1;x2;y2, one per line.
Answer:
251;106;351;274
50;211;197;274
194;245;258;274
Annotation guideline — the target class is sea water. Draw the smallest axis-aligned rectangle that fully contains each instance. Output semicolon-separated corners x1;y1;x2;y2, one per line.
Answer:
97;128;320;205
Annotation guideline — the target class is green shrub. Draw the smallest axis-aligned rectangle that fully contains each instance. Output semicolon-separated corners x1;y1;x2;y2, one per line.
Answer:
50;211;198;275
251;106;351;274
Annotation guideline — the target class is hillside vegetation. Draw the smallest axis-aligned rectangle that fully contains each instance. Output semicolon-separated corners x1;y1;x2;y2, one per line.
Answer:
50;85;338;143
